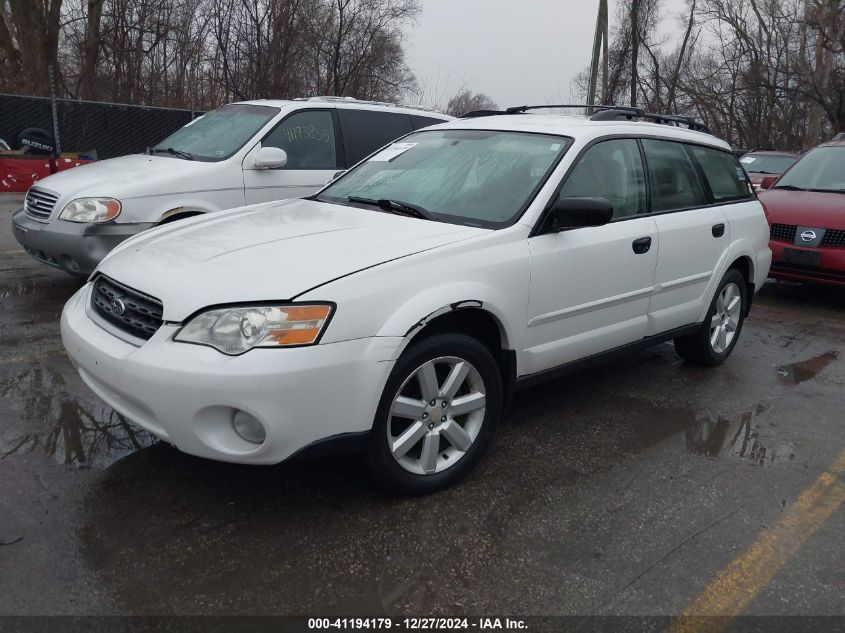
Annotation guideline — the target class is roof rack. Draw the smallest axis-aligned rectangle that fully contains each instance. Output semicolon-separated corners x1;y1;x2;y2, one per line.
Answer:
590;107;709;132
293;95;446;115
505;104;639;115
461;103;709;133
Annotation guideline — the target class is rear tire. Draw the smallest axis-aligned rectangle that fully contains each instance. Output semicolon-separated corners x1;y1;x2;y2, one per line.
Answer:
674;268;747;366
368;333;502;495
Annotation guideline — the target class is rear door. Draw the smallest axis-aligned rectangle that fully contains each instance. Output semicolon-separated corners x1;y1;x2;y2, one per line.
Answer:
643;139;731;334
524;138;659;375
243;108;343;204
336;108;414;166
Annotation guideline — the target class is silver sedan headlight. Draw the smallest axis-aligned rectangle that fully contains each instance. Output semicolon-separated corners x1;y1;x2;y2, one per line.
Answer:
174;304;334;355
59;197;122;223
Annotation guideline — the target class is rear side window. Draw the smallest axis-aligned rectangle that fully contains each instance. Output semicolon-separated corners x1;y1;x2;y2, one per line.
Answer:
411;115;447;130
688;145;753;202
337;109;413;165
262;110;338;170
642;139;708;212
557;139;646;219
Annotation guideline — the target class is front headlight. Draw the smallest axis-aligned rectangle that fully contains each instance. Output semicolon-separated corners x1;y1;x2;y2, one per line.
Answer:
174;304;334;355
59;197;122;222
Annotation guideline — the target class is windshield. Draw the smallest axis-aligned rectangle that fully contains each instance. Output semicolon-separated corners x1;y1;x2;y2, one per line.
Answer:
740;153;797;175
318;129;571;227
774;147;845;191
152;104;279;161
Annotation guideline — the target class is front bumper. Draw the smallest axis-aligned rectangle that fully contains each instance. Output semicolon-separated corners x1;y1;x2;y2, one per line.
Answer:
11;209;154;276
769;241;845;287
60;284;402;464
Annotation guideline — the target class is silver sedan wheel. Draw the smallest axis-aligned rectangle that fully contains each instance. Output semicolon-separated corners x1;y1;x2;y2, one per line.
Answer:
710;282;742;354
387;356;487;476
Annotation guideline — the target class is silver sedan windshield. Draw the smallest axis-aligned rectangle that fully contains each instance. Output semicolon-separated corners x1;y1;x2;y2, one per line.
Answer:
152;103;279;161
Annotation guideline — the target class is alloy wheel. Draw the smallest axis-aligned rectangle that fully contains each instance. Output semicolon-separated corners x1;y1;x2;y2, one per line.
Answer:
387;356;487;475
710;282;742;354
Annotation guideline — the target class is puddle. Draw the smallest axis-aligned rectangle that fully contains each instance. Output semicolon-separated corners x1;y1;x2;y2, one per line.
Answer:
0;365;155;468
776;351;838;384
687;411;794;467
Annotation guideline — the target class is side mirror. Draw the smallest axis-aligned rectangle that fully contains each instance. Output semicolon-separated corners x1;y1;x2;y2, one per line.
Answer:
252;146;287;170
759;175;778;190
553;196;613;230
325;170;346;185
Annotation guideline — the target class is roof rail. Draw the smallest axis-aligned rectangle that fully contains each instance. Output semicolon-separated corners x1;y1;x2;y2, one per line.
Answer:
459;102;710;133
292;95;446;115
461;109;507;118
460;104;638;118
504;104;642;115
591;107;709;132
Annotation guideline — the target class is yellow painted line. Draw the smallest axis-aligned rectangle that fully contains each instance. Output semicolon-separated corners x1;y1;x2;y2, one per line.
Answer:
0;248;24;255
667;449;845;633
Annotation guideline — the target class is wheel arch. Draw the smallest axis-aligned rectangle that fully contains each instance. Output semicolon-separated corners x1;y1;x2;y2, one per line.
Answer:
158;206;208;224
377;284;516;354
378;288;518;410
726;253;756;317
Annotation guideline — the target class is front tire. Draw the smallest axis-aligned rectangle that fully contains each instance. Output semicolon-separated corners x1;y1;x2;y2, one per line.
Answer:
674;268;747;366
368;333;502;494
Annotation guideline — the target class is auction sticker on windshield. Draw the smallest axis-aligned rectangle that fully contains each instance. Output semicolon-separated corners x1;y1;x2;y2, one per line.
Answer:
370;142;417;162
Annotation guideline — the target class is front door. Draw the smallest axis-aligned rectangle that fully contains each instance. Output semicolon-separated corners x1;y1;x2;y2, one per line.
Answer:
243;109;342;204
524;138;659;375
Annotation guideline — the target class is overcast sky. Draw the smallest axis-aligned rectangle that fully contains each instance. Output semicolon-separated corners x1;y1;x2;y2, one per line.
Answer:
405;0;688;109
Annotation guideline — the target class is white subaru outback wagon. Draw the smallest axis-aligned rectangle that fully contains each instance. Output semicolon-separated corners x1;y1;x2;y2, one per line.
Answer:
61;105;772;493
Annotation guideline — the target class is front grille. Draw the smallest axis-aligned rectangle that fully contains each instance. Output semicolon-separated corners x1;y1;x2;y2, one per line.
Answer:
770;223;797;243
91;275;163;341
24;187;59;221
822;229;845;248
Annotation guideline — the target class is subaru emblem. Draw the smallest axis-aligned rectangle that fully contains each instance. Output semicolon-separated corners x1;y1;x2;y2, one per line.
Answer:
111;298;126;316
800;230;817;242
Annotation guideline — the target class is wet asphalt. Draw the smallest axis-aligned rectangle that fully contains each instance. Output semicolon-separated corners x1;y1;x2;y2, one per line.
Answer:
1;193;844;617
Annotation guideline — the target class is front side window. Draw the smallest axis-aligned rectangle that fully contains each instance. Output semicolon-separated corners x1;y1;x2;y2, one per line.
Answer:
773;146;845;192
152;104;279;161
642;139;708;212
319;129;571;228
557;139;646;219
262;110;338;170
688;145;753;202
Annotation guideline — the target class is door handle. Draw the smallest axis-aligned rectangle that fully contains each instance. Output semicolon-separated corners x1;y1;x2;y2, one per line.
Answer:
632;236;652;254
712;223;725;237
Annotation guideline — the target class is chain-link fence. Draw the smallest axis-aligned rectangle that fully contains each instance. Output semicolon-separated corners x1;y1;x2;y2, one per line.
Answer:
0;94;203;159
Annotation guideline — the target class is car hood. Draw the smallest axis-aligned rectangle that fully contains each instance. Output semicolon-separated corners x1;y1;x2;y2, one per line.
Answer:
97;198;489;321
758;189;845;229
33;154;220;200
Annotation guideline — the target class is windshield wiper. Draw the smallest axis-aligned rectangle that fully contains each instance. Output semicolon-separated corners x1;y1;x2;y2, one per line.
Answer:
347;196;439;221
150;147;194;160
772;184;805;191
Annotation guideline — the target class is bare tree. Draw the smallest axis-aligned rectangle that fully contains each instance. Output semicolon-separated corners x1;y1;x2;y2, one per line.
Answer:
445;89;498;116
0;0;64;96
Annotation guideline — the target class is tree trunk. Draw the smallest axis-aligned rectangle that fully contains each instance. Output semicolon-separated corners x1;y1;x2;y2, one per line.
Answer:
79;0;104;99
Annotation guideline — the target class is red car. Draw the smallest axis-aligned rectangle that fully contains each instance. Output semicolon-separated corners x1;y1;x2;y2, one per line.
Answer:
758;140;845;286
740;150;799;190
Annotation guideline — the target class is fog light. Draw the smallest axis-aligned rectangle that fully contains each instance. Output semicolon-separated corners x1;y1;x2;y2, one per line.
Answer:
232;410;266;444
